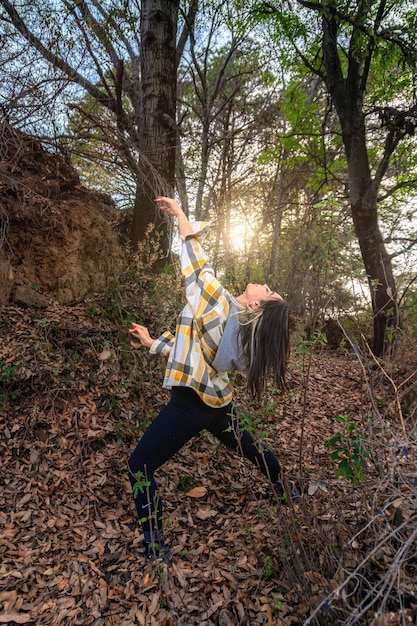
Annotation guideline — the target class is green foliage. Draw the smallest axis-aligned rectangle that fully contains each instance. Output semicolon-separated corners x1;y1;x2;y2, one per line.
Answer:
0;359;21;383
104;398;118;412
0;357;24;401
325;414;371;484
113;420;141;441
131;471;151;500
272;596;284;610
86;229;183;357
233;408;262;434
243;0;417;334
262;555;276;577
249;1;320;65
296;330;328;355
177;476;195;492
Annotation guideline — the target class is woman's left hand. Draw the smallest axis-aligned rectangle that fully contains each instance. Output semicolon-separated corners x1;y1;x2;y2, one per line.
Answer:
129;324;155;348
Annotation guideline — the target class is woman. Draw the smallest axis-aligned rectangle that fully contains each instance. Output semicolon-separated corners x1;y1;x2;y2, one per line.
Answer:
128;197;299;563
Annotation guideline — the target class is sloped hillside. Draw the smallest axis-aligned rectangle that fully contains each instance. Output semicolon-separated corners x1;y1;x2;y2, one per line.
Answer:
1;297;416;625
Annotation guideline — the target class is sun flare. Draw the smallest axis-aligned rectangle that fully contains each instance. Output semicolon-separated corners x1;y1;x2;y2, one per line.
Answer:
228;217;255;252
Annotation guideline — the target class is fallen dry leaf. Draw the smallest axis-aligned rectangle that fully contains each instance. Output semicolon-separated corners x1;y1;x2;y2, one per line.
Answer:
196;508;218;520
98;348;112;361
186;486;208;498
0;615;33;624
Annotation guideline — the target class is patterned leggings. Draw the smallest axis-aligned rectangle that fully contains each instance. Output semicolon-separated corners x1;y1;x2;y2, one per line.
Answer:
128;386;282;536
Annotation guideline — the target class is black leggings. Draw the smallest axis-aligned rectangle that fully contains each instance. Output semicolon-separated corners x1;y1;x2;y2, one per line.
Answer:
128;387;282;535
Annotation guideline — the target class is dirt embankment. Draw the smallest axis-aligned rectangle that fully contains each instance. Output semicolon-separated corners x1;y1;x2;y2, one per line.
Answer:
0;121;126;306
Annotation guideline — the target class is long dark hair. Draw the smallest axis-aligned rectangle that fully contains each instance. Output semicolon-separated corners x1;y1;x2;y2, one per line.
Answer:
239;299;289;397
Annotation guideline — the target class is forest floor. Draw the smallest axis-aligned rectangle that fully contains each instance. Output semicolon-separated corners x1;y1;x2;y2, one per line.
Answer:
1;300;416;626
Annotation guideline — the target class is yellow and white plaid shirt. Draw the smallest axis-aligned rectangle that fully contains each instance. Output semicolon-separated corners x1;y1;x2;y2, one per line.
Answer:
149;222;237;407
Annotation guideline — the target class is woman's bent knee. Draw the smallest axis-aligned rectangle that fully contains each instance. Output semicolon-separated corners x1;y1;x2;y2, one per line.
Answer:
127;450;145;483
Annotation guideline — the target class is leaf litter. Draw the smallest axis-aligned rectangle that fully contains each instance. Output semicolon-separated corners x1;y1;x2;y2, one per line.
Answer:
1;302;416;625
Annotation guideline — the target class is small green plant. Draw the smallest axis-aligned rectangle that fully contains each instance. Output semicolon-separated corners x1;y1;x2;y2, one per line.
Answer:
259;398;277;420
131;470;151;499
104;280;126;321
104;398;119;412
325;414;370;484
374;397;384;408
0;358;24;401
91;438;106;451
114;421;142;441
235;408;261;434
66;348;82;362
296;329;328;355
123;313;137;327
114;421;124;438
177;476;195;491
262;555;276;577
0;359;20;383
272;596;284;610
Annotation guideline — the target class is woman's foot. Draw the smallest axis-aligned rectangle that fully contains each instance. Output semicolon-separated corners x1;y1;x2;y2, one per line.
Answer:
141;539;172;563
275;479;301;504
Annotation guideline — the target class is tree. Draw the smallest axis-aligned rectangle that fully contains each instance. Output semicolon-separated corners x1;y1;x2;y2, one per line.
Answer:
257;73;346;288
0;0;196;255
177;4;293;285
253;0;417;355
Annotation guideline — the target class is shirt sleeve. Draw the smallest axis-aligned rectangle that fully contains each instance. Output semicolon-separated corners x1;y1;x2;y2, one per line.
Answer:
181;222;227;317
149;331;175;357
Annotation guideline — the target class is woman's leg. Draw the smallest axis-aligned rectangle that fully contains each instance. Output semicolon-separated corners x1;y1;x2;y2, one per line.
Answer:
207;404;300;502
128;387;216;547
206;404;282;483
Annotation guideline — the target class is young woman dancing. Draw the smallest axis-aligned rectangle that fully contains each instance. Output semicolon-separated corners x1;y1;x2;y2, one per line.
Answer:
128;196;299;562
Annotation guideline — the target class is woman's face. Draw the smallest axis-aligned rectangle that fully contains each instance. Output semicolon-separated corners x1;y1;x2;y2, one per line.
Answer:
244;283;283;303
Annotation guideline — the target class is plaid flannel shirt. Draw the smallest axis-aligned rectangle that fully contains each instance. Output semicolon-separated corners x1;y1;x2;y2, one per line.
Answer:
149;222;237;407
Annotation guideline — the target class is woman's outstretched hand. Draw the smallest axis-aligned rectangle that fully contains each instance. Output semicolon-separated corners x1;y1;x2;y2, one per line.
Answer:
155;197;183;217
129;324;155;349
155;196;193;237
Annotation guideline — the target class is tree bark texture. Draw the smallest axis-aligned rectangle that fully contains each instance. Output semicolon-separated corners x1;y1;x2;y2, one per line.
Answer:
131;0;180;253
321;8;398;356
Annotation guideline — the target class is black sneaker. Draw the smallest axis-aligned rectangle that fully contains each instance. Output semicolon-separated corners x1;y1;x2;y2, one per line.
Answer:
142;540;172;563
275;479;301;504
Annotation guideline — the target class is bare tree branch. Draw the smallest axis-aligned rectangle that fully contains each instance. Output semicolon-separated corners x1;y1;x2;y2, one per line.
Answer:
0;0;118;114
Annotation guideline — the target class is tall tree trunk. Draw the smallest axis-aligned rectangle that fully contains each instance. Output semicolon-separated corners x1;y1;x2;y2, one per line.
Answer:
350;186;398;355
322;10;399;356
269;156;287;283
131;0;180;254
342;110;398;357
